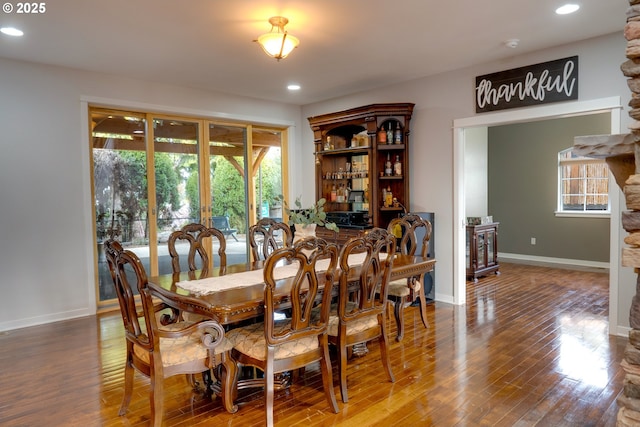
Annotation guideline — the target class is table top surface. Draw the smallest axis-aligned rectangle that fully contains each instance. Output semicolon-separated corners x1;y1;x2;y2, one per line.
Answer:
148;253;435;325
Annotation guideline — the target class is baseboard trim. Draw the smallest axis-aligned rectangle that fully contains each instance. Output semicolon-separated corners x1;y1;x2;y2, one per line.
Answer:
498;252;609;271
434;293;455;305
617;325;631;338
0;308;92;332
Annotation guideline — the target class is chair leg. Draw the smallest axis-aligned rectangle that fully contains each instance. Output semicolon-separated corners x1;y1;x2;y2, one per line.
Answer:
220;353;239;413
119;356;134;416
265;351;275;427
319;338;339;413
338;336;349;403
393;298;405;341
379;321;395;383
150;369;164;427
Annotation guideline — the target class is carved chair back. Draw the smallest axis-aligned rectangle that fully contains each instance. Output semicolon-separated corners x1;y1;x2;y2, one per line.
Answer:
104;239;157;347
263;237;339;345
249;218;293;261
167;222;227;275
387;213;432;257
337;228;396;321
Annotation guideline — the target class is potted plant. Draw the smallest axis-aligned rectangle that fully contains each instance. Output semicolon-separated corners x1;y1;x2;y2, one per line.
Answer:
275;196;339;241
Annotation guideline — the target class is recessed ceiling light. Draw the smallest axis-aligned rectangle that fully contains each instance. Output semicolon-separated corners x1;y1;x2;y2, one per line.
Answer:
0;27;24;37
555;4;580;15
505;39;520;49
287;84;301;91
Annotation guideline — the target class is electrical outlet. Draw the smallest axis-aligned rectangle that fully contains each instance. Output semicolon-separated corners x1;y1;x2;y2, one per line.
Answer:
531;237;536;245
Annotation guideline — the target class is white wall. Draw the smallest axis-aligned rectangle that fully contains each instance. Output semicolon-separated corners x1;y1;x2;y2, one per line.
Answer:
464;127;488;217
1;31;634;333
0;58;302;331
302;32;633;330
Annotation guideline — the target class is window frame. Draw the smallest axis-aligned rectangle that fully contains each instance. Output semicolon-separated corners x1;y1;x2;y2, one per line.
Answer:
556;147;610;218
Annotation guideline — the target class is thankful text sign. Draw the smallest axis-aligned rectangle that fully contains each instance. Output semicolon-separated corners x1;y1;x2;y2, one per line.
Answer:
475;56;579;113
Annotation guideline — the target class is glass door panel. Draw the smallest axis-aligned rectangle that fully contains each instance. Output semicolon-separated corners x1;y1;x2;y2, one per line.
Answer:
91;110;149;304
486;231;495;266
152;117;201;275
208;123;249;264
253;128;284;221
252;128;285;256
477;232;486;269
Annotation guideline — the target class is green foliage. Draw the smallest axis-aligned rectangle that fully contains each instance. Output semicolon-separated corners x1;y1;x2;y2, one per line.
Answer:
276;195;338;232
94;144;284;240
256;151;282;206
211;156;246;232
185;173;200;221
93;149;181;240
153;153;181;219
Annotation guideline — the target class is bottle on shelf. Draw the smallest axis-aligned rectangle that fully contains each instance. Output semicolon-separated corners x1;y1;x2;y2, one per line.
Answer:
385;186;393;207
394;155;402;176
330;184;337;202
378;125;387;144
385;153;392;176
394;122;402;144
386;122;393;145
324;136;331;151
337;184;344;203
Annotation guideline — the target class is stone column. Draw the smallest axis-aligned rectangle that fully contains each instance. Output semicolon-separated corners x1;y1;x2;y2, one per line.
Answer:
596;2;640;425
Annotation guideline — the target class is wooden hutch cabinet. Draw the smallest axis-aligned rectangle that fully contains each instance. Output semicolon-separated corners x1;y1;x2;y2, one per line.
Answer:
307;103;414;231
466;222;500;282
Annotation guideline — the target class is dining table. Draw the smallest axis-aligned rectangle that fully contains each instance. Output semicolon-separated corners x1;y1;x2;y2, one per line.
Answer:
148;252;436;394
147;253;436;327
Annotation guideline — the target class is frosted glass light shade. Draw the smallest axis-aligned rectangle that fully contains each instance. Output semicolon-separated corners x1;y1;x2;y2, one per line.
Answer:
257;32;299;60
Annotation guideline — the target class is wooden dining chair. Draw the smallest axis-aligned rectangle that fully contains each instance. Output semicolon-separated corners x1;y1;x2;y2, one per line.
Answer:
167;222;227;275
328;227;396;403
226;237;341;427
104;239;238;427
386;213;432;340
248;217;293;261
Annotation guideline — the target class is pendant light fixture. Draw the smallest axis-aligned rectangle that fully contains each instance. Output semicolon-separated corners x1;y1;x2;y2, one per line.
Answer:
256;16;299;61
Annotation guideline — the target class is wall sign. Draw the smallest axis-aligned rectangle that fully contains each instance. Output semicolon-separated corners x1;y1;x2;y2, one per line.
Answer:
475;56;578;113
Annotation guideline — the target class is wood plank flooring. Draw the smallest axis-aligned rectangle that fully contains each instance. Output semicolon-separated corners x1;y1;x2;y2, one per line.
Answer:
0;263;627;426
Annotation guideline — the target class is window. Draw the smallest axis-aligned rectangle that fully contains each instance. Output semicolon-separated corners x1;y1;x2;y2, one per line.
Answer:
557;147;609;215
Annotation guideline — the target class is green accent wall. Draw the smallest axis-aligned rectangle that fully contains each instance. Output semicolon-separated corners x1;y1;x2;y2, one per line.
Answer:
488;113;611;262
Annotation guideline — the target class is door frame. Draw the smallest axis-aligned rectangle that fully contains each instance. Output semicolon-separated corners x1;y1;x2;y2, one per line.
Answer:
453;96;622;334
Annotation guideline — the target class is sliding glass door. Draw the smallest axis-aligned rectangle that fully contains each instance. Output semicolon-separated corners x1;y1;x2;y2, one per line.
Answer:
91;110;150;302
208;123;250;265
90;107;287;307
151;117;203;275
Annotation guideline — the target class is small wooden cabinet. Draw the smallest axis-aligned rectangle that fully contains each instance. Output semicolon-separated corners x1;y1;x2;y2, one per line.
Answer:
308;103;414;230
466;222;500;282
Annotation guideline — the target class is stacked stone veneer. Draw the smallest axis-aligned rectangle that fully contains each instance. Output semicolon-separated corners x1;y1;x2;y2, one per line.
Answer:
620;3;640;426
575;1;640;425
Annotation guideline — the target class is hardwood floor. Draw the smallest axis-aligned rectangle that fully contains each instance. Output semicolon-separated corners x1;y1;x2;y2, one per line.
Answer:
0;263;627;426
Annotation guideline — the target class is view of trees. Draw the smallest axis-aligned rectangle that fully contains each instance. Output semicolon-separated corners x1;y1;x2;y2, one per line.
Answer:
94;148;180;243
94;145;281;242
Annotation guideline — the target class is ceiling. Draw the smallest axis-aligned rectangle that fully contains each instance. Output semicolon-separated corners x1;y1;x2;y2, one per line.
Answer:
0;0;628;106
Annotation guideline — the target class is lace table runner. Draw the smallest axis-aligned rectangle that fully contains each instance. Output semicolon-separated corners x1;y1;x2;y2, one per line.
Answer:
177;252;376;296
